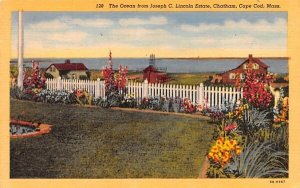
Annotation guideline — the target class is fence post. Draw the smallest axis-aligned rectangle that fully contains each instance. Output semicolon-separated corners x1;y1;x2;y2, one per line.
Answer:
142;79;149;99
95;78;100;98
57;76;62;90
198;83;204;107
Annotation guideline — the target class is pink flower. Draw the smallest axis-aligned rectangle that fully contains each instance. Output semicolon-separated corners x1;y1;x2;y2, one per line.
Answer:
224;122;238;132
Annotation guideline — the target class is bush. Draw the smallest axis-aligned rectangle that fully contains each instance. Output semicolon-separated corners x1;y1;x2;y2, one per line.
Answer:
10;86;24;99
36;89;71;104
237;108;273;138
69;89;94;106
120;94;137;108
224;142;288;178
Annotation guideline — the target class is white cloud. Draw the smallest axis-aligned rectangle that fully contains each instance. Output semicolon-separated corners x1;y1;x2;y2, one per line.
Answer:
119;16;168;26
28;19;70;31
111;27;169;39
181;18;286;33
28;17;114;32
191;35;286;50
12;14;286;57
68;18;113;28
47;31;88;43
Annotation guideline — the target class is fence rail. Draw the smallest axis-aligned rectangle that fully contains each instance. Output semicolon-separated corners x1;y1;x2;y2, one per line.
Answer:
46;77;243;108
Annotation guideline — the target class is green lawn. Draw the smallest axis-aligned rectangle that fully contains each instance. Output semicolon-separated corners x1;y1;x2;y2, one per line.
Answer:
10;100;215;178
89;70;216;85
167;73;216;85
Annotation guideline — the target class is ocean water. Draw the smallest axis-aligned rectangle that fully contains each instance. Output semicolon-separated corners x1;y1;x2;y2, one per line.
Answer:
10;58;288;74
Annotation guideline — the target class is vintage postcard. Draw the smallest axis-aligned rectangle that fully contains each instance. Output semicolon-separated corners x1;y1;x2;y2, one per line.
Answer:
0;0;299;187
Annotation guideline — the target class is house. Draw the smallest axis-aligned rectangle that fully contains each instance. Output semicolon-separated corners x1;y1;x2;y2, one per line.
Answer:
212;54;268;84
45;59;89;79
143;65;169;83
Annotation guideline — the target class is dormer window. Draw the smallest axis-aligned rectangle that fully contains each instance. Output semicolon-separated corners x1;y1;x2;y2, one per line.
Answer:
50;66;55;72
253;63;259;69
243;64;248;69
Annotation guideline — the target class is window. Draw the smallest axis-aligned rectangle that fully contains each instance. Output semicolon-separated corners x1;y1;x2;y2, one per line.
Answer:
229;73;236;79
243;64;248;69
240;73;245;79
253;63;259;69
50;66;55;72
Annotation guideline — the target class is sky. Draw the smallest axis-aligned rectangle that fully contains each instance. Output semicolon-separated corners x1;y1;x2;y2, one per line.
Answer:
11;12;287;58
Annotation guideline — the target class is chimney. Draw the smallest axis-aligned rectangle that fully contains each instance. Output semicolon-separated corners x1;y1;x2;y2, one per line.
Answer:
248;54;253;64
65;59;71;64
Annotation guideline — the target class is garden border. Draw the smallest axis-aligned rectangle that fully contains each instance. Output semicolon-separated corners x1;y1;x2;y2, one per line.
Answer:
10;119;52;139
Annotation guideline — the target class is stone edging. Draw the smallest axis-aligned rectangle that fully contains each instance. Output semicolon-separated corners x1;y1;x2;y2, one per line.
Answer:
10;119;52;139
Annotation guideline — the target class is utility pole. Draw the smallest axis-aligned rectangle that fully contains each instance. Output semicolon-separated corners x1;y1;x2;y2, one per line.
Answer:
17;10;24;89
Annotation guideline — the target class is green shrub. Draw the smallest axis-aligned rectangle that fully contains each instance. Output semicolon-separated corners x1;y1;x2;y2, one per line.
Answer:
237;108;273;138
10;86;23;99
224;142;288;178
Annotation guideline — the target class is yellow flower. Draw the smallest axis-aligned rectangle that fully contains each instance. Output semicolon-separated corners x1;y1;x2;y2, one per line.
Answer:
208;152;214;158
236;146;242;155
231;140;237;147
213;154;220;162
222;152;230;163
216;140;223;147
211;145;218;153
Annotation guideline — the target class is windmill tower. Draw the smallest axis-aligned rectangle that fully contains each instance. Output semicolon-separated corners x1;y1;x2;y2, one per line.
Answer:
149;54;155;66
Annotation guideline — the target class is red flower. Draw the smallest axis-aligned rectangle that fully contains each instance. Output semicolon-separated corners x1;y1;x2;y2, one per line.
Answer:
224;122;238;132
235;69;274;109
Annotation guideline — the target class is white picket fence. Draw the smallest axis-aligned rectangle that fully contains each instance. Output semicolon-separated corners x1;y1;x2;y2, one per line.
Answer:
46;77;243;108
46;77;106;99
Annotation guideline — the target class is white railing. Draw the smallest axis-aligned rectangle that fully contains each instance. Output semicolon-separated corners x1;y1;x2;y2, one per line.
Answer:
46;77;243;108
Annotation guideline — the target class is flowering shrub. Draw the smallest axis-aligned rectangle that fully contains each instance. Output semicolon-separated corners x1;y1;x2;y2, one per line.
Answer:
274;95;289;125
36;89;71;104
162;98;172;112
182;98;196;113
23;61;46;100
209;111;225;123
224;122;238;132
70;89;93;105
206;63;288;178
172;97;182;113
207;137;242;167
226;104;249;121
102;52;128;107
196;97;209;113
120;93;137;108
139;96;163;110
237;68;274;109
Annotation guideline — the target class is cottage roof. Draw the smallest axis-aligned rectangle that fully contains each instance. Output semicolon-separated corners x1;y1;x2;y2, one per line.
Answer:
219;54;268;75
47;60;88;71
143;65;158;72
238;54;269;69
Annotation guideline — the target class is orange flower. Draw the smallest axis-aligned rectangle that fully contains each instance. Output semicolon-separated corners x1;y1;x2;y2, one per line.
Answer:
208;137;242;166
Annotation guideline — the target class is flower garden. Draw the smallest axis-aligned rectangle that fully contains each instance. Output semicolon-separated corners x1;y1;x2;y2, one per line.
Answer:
10;60;288;178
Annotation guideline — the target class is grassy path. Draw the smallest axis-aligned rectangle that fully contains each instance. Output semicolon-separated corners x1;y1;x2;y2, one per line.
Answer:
10;100;215;178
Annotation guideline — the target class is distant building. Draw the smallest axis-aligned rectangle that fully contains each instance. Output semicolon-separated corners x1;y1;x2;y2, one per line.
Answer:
143;54;169;83
211;54;268;84
45;59;89;79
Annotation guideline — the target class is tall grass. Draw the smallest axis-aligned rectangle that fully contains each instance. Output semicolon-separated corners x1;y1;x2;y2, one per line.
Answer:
225;142;288;178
